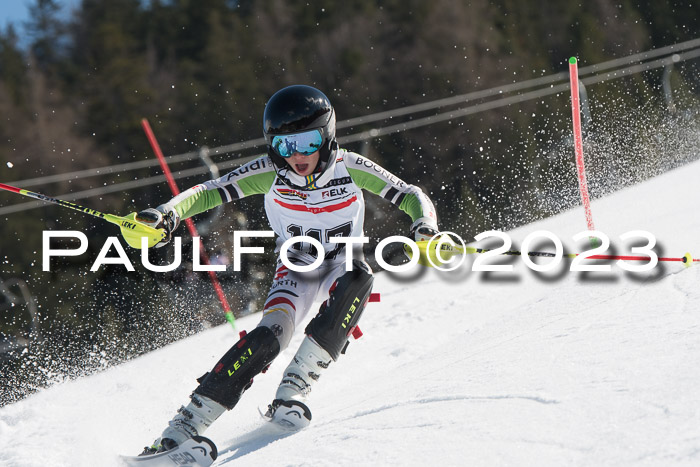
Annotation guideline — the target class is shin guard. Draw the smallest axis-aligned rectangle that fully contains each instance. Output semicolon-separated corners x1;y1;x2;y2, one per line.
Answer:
305;261;374;360
195;326;280;409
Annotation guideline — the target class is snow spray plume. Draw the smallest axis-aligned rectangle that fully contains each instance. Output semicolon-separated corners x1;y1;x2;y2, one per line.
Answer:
140;118;236;329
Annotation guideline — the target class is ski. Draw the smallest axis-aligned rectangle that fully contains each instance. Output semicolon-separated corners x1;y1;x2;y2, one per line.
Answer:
119;436;217;467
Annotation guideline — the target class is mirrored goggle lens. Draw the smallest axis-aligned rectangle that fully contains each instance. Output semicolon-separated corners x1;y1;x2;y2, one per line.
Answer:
271;130;323;158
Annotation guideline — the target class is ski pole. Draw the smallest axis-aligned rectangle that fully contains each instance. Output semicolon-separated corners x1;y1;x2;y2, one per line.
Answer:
414;240;697;266
0;182;166;247
141;118;236;329
469;246;695;265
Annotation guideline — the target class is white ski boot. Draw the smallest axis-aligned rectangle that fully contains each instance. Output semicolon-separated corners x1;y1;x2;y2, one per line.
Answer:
142;393;226;455
264;336;332;430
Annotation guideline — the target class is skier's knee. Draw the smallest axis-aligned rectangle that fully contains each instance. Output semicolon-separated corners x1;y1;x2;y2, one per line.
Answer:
195;325;280;409
258;306;295;351
305;260;374;361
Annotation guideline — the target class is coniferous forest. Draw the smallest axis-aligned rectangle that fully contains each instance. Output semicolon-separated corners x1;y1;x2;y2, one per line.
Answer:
1;0;698;404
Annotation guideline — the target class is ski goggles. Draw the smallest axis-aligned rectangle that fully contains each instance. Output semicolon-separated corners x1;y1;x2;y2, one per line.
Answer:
271;129;323;158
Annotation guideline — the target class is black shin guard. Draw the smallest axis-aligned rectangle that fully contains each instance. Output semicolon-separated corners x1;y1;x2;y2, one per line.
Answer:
195;326;280;409
305;260;374;360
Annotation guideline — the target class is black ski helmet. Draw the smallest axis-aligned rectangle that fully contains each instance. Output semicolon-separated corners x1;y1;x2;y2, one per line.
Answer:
263;85;337;171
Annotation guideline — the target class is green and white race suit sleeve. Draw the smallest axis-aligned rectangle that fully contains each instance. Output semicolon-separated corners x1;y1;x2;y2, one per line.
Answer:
343;151;438;230
159;155;276;220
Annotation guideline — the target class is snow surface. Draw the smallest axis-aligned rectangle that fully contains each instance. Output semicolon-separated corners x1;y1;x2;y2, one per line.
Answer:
2;159;700;466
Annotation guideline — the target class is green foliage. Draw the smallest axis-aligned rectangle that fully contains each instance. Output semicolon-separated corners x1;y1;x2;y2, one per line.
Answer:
25;0;64;74
0;27;28;107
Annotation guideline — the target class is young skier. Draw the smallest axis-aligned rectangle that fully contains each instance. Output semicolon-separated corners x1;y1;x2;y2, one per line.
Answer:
133;85;439;455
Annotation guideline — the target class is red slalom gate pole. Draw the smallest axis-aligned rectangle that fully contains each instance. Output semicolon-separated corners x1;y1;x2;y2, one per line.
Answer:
569;57;596;238
141;118;236;329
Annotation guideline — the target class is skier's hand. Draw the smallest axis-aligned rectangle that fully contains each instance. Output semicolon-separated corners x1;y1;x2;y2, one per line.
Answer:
410;223;439;242
135;206;180;248
404;218;439;262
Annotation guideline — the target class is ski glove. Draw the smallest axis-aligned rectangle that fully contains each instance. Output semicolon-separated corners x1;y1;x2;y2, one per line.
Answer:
404;217;439;262
410;224;439;242
409;217;439;242
135;206;180;248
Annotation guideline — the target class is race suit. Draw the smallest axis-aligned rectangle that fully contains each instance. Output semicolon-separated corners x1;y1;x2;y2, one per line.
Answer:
161;149;437;349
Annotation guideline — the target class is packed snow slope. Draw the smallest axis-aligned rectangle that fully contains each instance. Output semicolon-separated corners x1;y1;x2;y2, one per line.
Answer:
2;159;700;467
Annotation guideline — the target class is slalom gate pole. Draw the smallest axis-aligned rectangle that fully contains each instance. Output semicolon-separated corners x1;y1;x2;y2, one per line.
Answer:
141;118;236;329
569;57;596;242
0;182;166;246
